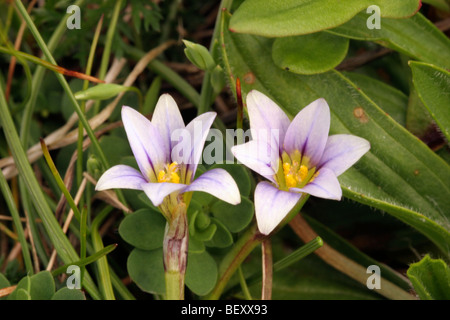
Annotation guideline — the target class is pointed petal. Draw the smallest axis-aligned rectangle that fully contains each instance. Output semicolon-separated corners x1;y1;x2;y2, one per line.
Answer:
246;90;291;153
284;98;330;167
184;168;241;205
95;165;147;191
151;94;185;151
291;168;342;200
254;181;302;235
122;106;169;179
141;182;187;207
231;140;277;183
180;111;216;178
318;134;370;176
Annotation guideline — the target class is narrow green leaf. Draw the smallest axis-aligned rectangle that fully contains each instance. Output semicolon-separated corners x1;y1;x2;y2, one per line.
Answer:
410;61;450;143
272;33;349;75
230;0;420;37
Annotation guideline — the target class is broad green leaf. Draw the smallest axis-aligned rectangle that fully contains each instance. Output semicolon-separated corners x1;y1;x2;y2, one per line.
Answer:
328;13;450;69
410;61;450;143
118;208;166;250
272;33;349;75
15;289;31;300
185;251;218;296
230;0;420;37
407;255;450;300
9;271;55;300
127;248;165;294
204;218;234;248
51;287;86;300
220;13;450;255
343;72;408;127
211;196;254;233
406;88;435;140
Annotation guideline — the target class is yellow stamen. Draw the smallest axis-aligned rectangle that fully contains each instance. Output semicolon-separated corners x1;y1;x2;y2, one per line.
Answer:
157;162;180;183
298;165;309;182
310;171;319;183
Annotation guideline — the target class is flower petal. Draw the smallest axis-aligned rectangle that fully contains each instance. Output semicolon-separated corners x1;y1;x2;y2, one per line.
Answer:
184;168;241;205
95;165;147;191
254;181;302;235
122;106;169;179
291;168;342;200
141;182;187;207
151;94;185;152
283;98;330;167
231;140;277;183
318;134;370;176
179;111;216;180
246;90;291;153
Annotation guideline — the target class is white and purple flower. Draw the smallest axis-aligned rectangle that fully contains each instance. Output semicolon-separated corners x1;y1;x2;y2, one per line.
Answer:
231;90;370;235
96;94;241;219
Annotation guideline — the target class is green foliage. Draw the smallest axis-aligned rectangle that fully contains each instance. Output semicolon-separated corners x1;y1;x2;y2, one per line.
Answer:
407;255;450;300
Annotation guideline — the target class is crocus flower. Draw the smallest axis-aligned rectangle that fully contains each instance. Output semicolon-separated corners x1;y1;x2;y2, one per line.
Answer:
96;94;241;219
231;90;370;235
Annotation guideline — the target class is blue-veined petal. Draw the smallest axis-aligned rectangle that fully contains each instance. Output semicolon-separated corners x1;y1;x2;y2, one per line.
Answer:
318;134;370;176
141;182;187;207
184;168;241;205
95;165;147;191
181;111;217;180
291;167;342;200
122;106;169;180
151;94;185;152
246;90;290;153
254;181;302;235
231;140;278;183
283;98;330;167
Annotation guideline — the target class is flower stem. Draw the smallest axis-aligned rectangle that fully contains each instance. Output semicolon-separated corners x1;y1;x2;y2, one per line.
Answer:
163;202;189;300
206;223;265;300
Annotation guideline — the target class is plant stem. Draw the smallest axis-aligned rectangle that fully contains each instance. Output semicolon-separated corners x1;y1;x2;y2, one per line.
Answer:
206;223;265;300
289;214;416;300
261;238;272;300
163;202;188;300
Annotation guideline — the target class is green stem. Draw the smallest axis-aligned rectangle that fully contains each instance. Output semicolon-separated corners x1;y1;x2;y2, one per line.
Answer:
163;202;188;300
91;205;115;300
206;223;264;300
0;170;34;274
197;0;234;115
93;0;123;115
238;266;252;300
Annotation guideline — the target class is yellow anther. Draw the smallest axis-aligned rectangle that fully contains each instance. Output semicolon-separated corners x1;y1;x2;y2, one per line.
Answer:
298;165;309;182
283;162;291;175
157;162;180;183
285;174;297;188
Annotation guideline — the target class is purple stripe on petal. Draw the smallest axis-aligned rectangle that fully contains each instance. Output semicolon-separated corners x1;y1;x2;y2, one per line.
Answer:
231;140;277;183
318;134;370;177
184;168;241;205
96;165;147;191
284;98;330;167
182;111;216;179
141;182;187;207
122;106;169;179
254;181;302;235
246;90;291;153
291;168;342;200
151;94;185;152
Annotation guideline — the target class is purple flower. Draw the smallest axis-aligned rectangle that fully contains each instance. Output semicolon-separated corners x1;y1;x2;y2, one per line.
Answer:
231;90;370;235
96;94;240;218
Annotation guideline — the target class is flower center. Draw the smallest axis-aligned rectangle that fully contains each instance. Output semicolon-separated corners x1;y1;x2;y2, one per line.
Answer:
157;162;180;184
276;151;318;190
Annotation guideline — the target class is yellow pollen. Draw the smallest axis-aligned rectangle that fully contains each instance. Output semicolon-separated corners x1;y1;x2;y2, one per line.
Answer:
310;171;319;183
157;162;180;183
282;162;312;188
